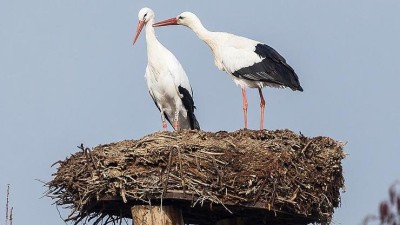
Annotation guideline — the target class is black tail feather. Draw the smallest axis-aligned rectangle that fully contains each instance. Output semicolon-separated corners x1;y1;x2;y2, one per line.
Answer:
178;86;200;130
189;111;200;130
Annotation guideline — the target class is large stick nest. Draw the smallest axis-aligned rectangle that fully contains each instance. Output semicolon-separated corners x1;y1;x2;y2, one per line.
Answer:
47;129;345;225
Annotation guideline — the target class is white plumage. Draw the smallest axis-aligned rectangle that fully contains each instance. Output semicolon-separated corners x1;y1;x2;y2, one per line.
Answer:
154;12;303;130
133;8;200;131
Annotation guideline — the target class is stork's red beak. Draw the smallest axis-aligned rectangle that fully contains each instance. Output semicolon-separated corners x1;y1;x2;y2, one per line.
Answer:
153;18;178;27
133;20;145;45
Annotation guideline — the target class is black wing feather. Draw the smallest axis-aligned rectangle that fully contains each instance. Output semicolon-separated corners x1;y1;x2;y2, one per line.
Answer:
178;86;200;130
233;44;303;91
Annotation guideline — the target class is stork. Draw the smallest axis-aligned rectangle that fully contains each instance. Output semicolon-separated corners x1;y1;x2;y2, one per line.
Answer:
133;8;200;131
153;12;303;130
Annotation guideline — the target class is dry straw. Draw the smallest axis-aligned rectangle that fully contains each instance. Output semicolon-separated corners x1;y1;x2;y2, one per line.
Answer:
47;129;345;225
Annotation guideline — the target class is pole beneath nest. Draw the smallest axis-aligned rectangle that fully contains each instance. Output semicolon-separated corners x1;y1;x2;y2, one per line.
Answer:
131;205;184;225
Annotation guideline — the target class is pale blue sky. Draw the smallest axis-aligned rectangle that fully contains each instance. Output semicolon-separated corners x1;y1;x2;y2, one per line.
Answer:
1;0;399;224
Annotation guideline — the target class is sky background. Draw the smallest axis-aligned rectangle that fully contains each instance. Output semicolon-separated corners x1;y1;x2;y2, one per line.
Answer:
1;0;400;224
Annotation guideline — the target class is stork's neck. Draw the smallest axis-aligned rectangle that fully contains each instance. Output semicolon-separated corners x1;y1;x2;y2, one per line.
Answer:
144;19;159;47
187;19;221;64
188;20;212;43
144;18;164;62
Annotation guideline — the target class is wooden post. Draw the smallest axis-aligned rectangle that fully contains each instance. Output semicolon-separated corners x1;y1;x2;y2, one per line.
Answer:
215;217;247;225
131;205;184;225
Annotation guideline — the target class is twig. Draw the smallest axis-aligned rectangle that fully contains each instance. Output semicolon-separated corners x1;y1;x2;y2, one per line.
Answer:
175;146;186;194
51;160;63;167
162;149;174;196
198;150;225;155
55;204;68;225
156;134;178;140
79;144;98;170
212;157;223;187
301;140;314;154
6;184;10;225
226;193;247;201
253;176;268;205
9;207;13;225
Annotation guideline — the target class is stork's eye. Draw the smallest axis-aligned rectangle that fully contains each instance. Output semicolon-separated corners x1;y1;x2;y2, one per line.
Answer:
178;16;183;19
143;13;148;19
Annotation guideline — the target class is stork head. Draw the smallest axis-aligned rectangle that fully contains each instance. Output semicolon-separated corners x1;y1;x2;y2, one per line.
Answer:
133;7;155;45
153;12;201;29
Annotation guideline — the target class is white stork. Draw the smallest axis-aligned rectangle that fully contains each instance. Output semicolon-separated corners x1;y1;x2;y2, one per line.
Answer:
133;8;200;131
153;12;303;130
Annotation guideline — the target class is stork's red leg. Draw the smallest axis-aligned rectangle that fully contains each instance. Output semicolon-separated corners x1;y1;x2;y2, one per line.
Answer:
161;112;167;131
241;87;248;129
173;111;179;131
173;120;179;130
258;88;266;130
